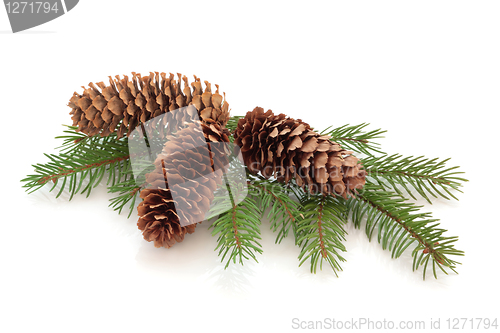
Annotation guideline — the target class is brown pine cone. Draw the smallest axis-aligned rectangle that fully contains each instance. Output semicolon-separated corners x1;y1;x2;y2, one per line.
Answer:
68;72;230;139
233;107;366;197
137;119;230;248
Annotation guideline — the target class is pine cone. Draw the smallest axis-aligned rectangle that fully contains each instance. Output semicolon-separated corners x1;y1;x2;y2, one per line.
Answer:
137;119;230;248
68;72;230;139
233;107;366;197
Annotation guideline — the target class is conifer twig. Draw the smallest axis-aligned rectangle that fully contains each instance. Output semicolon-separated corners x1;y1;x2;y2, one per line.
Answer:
249;178;301;244
108;177;143;218
209;184;263;268
225;115;243;134
321;123;386;155
362;154;468;204
22;126;130;200
347;181;464;279
295;190;348;275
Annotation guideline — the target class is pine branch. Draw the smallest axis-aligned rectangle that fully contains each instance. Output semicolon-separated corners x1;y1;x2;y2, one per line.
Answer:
21;127;130;200
107;159;153;218
210;185;263;268
347;181;464;279
320;123;386;155
362;154;468;204
249;178;302;244
295;190;348;276
107;173;142;218
226;115;243;134
54;125;94;153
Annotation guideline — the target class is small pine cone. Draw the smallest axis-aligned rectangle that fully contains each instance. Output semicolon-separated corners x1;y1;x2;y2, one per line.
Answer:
233;107;366;197
137;119;230;248
68;72;230;139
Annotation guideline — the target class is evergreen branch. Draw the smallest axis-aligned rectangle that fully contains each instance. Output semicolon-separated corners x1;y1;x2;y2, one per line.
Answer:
295;191;348;276
226;115;243;134
210;184;263;268
362;154;468;204
320;123;386;155
38;154;129;186
107;158;154;218
107;171;143;218
249;178;302;244
347;181;464;279
21;127;130;200
54;125;93;153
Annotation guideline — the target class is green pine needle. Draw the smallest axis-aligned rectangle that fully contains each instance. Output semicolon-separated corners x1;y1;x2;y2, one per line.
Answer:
362;154;468;204
107;174;142;218
225;115;243;133
21;126;130;200
249;177;301;244
21;118;466;279
347;180;464;280
321;123;386;155
295;189;348;276
209;184;263;268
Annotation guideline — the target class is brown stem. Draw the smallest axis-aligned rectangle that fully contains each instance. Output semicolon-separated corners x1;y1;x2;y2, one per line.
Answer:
231;204;242;249
336;137;369;143
317;196;327;258
251;183;295;222
130;186;141;196
38;154;130;185
365;168;451;185
356;194;443;263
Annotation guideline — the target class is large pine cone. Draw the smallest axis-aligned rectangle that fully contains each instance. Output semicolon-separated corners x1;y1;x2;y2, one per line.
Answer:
137;119;230;248
233;107;366;197
68;72;230;138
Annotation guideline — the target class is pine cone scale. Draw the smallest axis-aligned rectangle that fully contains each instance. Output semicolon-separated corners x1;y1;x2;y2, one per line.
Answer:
234;107;366;197
69;72;230;138
137;119;230;248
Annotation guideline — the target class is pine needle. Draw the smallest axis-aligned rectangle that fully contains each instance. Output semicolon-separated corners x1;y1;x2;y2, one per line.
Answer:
347;180;464;279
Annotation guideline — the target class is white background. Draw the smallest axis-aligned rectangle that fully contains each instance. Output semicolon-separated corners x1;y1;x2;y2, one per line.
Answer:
1;1;499;332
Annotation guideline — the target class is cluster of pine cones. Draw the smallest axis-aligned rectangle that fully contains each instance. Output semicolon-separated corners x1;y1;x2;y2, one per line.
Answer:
68;72;366;248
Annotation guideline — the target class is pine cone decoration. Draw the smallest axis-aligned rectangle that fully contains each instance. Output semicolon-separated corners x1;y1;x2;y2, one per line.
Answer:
233;107;366;197
68;72;230;139
137;119;230;248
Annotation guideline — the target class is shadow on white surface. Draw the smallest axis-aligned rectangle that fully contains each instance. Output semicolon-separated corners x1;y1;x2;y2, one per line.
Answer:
22;180;462;289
